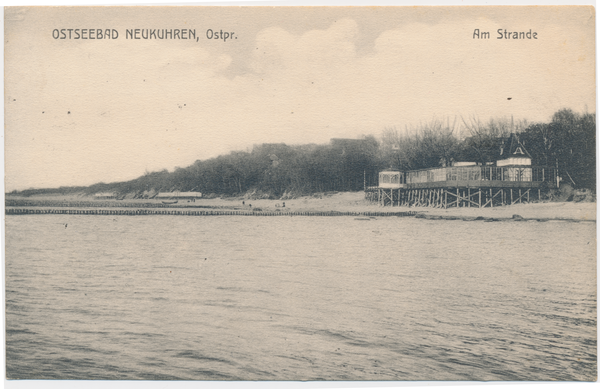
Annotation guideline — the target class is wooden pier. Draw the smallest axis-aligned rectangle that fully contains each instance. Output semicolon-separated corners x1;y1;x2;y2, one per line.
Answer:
366;166;558;208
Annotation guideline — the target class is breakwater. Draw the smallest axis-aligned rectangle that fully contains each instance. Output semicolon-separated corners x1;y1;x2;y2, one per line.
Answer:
5;199;218;209
6;208;417;217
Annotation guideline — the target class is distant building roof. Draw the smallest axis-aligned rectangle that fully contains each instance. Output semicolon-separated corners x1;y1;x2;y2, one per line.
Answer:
330;138;370;145
156;192;203;198
453;162;478;167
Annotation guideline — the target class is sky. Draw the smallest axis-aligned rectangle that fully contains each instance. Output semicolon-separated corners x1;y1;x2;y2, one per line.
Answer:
4;5;596;191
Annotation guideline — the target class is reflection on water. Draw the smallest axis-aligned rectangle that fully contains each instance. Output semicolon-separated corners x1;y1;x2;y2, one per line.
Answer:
5;215;597;380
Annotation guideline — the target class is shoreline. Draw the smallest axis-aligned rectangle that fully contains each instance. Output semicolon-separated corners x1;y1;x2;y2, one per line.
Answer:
5;191;596;222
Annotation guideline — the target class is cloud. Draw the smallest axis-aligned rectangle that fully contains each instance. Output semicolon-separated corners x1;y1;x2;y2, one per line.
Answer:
5;11;595;190
251;19;358;76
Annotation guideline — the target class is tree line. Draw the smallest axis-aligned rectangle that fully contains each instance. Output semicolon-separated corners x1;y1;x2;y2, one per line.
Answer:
12;108;595;198
377;108;595;190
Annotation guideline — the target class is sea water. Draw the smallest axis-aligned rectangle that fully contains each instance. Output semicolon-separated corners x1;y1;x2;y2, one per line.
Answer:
5;215;597;380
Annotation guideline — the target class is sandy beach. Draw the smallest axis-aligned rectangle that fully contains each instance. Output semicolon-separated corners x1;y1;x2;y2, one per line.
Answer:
6;191;596;221
229;192;596;221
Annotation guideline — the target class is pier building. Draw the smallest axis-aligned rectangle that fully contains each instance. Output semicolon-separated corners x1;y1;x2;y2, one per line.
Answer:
367;134;558;208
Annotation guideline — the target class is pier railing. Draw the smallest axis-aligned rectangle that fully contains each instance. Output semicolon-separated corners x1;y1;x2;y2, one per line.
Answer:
405;166;556;186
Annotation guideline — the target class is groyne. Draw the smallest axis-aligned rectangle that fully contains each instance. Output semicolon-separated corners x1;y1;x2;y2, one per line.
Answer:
5;199;218;209
5;207;593;222
5;208;417;217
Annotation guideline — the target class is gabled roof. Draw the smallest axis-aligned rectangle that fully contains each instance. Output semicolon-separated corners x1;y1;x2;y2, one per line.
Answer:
499;133;531;159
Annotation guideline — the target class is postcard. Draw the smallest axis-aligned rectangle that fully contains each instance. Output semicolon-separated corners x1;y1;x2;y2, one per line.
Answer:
4;5;596;386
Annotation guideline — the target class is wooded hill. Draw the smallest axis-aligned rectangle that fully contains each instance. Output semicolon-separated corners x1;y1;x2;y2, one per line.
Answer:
11;108;596;199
